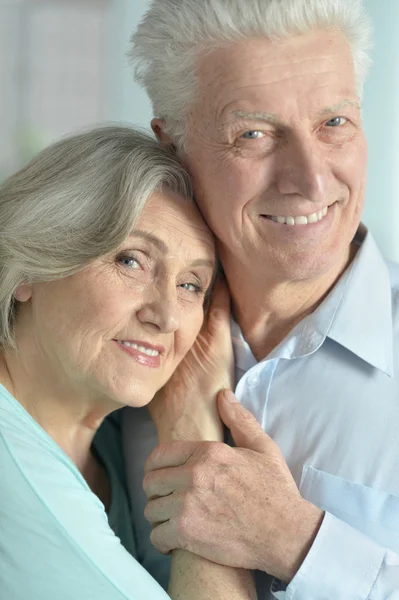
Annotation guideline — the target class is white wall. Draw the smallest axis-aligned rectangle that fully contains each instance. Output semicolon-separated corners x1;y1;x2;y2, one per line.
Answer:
113;0;399;262
108;0;152;130
362;0;399;262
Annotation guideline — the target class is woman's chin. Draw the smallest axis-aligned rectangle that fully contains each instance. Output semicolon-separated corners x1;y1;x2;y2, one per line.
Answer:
105;382;159;411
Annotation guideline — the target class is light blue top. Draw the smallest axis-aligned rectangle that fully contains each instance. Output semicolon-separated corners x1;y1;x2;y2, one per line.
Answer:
0;384;169;600
123;225;399;600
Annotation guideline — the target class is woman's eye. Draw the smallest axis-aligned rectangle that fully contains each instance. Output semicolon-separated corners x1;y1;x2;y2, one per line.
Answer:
325;117;347;127
241;130;265;139
179;282;202;294
118;255;141;269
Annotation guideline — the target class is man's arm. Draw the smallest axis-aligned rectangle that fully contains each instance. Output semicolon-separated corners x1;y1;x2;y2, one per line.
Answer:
274;512;399;599
145;391;399;599
144;391;323;582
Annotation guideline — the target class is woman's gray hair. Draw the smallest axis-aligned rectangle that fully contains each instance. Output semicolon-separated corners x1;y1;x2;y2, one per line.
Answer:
0;126;193;349
129;0;373;149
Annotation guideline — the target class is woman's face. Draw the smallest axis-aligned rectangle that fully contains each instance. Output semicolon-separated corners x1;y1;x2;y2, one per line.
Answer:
16;191;216;409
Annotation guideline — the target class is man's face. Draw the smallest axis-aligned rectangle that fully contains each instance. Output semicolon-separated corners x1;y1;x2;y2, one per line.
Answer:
180;30;368;283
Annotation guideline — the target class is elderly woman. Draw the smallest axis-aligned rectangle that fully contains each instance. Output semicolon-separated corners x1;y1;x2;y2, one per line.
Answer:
0;126;256;599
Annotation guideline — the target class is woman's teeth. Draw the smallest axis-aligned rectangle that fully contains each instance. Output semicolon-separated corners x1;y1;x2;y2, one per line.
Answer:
118;340;160;356
269;205;328;225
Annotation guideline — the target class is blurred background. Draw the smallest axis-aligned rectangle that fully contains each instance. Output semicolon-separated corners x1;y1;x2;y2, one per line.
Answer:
1;0;398;261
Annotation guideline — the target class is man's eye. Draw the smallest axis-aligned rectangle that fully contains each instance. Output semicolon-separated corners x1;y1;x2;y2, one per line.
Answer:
241;130;265;139
325;117;347;127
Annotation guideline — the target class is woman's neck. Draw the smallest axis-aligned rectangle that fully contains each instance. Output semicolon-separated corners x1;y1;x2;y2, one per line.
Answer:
0;349;112;509
0;347;109;474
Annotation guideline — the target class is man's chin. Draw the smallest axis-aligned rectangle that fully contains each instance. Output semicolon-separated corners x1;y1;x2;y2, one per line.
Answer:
264;243;352;285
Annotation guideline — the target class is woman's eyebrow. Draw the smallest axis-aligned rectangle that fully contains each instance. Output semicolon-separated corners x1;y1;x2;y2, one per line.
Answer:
129;230;168;253
129;231;215;269
190;258;216;269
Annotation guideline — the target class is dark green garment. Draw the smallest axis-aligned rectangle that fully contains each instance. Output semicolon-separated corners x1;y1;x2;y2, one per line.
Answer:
93;410;138;558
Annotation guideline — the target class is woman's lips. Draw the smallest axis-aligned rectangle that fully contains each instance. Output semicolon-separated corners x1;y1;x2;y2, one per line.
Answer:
114;340;162;368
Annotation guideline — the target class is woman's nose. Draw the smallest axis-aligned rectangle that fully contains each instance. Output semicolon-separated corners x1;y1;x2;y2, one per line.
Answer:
136;288;181;333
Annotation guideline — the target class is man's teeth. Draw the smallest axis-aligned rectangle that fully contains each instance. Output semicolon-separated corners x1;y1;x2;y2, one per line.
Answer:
270;206;328;225
118;341;159;356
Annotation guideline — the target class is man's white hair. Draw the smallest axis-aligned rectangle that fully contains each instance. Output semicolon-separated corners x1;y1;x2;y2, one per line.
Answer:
129;0;373;149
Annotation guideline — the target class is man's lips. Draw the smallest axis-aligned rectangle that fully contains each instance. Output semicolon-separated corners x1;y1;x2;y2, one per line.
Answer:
260;202;337;226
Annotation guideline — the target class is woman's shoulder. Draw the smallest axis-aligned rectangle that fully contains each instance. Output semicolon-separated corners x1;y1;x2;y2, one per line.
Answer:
0;383;88;487
0;388;169;600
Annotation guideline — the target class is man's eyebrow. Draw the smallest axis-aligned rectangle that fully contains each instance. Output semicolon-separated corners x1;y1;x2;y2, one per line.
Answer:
227;100;361;125
319;99;362;115
229;110;279;125
129;230;215;269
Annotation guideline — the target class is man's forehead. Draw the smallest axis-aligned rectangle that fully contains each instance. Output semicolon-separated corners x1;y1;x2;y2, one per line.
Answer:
196;30;355;93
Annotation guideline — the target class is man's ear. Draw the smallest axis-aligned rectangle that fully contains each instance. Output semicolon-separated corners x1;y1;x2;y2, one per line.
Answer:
151;118;174;146
14;283;33;303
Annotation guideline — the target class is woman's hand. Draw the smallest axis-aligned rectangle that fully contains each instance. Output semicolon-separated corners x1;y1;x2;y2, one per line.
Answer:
148;278;233;443
147;281;257;600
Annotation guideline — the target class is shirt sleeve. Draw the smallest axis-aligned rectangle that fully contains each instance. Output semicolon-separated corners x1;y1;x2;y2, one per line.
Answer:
0;411;169;600
272;512;399;600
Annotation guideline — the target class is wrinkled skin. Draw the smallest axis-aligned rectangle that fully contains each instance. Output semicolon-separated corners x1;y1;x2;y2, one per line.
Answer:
145;391;323;583
148;278;234;444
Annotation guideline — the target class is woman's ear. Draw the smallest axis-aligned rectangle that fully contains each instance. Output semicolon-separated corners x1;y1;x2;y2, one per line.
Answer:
14;283;33;303
151;118;175;147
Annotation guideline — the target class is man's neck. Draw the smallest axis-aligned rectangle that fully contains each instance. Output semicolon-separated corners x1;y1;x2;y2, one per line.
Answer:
224;244;357;361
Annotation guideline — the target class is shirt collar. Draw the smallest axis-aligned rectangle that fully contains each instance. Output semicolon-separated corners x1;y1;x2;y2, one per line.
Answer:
317;225;394;376
231;320;257;373
231;225;394;377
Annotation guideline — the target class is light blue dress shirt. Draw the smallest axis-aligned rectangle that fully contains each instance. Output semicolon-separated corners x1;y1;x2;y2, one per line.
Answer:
123;226;399;599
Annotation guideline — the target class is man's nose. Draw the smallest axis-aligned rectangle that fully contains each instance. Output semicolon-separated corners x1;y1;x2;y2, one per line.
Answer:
136;286;181;333
275;134;329;204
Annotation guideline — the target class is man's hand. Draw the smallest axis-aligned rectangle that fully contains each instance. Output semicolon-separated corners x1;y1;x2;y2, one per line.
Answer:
148;277;233;444
144;389;324;583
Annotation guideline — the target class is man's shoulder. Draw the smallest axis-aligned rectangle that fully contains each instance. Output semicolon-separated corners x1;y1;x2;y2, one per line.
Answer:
385;259;399;321
385;258;399;283
385;258;399;293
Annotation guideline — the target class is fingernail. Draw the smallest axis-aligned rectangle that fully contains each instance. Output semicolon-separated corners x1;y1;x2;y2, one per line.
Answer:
223;389;238;403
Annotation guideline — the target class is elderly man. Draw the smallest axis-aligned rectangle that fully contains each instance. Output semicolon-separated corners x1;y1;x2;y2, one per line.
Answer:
123;1;399;598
